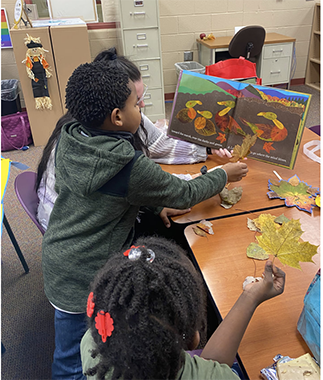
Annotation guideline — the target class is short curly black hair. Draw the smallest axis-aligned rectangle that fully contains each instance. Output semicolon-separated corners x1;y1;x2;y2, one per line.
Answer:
65;62;131;129
86;236;206;380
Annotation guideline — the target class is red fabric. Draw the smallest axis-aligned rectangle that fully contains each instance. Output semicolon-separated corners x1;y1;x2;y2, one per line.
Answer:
205;57;261;84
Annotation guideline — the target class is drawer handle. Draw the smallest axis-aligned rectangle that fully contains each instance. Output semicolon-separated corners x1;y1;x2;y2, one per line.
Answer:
141;74;151;78
139;64;149;71
137;33;146;40
136;44;149;48
270;70;281;74
272;49;283;53
144;102;153;107
131;11;146;16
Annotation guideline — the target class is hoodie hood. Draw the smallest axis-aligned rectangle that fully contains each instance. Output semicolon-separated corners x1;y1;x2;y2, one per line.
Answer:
55;122;136;196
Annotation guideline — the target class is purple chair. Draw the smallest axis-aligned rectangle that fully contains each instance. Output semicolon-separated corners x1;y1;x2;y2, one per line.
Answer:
309;125;320;136
14;171;45;235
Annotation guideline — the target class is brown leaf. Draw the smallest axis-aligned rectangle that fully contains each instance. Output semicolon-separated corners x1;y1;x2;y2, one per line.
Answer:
307;187;320;196
230;134;257;162
269;178;281;187
196;220;214;235
288;175;300;187
192;226;207;237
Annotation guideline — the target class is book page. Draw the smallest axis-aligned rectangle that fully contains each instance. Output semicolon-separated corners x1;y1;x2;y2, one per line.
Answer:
168;71;240;149
168;71;311;170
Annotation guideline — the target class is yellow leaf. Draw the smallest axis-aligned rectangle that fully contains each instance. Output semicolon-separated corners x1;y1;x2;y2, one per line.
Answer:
253;214;276;232
256;218;318;270
186;100;202;108
197;110;213;119
315;195;320;207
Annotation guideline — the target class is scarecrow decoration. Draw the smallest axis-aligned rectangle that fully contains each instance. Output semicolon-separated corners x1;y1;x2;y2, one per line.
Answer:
22;34;52;110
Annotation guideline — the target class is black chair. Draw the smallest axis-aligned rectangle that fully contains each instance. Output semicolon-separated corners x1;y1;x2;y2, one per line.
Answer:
229;25;266;61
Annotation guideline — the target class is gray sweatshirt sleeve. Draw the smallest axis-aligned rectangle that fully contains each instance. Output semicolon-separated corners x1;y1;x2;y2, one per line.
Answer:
140;113;207;164
127;154;227;210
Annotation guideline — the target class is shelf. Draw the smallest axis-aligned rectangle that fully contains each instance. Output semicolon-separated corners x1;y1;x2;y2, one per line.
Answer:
305;3;320;92
306;82;320;91
310;58;321;65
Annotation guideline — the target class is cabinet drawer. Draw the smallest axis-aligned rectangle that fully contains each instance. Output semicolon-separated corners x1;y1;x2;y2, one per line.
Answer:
134;59;162;89
123;29;161;60
263;43;293;59
141;88;164;118
261;57;291;84
120;0;158;29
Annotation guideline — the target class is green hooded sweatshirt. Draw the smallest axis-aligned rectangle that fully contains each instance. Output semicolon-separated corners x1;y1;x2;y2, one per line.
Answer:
42;122;227;312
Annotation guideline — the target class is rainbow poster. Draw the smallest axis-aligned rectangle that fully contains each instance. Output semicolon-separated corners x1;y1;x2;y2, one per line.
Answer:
1;8;12;48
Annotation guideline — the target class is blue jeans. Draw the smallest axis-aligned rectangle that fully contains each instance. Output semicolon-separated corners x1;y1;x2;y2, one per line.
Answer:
52;310;87;380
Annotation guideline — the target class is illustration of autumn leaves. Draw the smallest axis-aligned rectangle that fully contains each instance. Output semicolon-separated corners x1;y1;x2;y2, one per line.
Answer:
176;97;288;157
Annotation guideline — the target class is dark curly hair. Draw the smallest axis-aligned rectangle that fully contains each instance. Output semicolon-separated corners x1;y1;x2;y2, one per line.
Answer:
86;236;206;380
65;62;131;129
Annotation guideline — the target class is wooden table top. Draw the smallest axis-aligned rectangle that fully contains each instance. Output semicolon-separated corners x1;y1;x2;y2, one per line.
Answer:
185;207;320;380
160;128;320;224
197;32;296;50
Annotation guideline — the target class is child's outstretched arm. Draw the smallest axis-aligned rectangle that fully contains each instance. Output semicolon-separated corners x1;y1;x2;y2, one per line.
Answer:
200;261;285;367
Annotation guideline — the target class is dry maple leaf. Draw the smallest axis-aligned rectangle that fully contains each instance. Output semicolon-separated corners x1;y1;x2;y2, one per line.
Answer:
256;218;318;269
230;134;257;162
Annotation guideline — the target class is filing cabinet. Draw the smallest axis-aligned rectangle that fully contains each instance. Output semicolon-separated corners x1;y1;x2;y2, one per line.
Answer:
257;42;294;86
117;0;165;121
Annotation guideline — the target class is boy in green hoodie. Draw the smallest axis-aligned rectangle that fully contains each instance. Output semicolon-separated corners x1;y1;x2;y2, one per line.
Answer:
42;61;248;379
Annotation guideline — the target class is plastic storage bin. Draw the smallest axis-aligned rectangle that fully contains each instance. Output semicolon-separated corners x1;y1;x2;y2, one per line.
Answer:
1;79;22;116
175;61;205;79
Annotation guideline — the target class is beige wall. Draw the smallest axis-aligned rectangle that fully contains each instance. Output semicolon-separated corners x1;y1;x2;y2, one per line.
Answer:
1;0;318;106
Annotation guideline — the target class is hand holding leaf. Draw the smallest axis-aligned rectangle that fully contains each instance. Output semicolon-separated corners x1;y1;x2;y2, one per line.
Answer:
247;215;318;269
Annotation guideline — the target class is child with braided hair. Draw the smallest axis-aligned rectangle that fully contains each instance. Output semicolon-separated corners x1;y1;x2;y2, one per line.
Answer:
81;236;285;380
42;61;248;379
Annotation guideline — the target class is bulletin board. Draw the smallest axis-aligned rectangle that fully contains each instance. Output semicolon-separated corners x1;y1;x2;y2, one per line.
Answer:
47;0;98;22
1;9;12;48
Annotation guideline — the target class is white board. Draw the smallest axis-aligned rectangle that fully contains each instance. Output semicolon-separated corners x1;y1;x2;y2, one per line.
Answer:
48;0;98;22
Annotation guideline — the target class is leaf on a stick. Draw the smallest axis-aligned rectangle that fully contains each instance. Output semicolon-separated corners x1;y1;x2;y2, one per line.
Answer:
246;242;269;260
230;134;257;162
256;218;318;269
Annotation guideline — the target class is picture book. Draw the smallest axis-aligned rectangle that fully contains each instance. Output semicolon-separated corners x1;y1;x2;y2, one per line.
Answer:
167;70;312;170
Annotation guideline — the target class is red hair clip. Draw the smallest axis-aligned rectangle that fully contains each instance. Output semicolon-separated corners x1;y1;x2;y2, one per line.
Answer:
95;310;114;342
87;292;95;318
123;245;138;257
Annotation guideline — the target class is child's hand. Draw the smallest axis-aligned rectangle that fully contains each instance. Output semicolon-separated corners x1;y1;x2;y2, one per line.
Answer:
243;260;285;306
159;207;191;228
211;148;232;159
221;162;248;182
